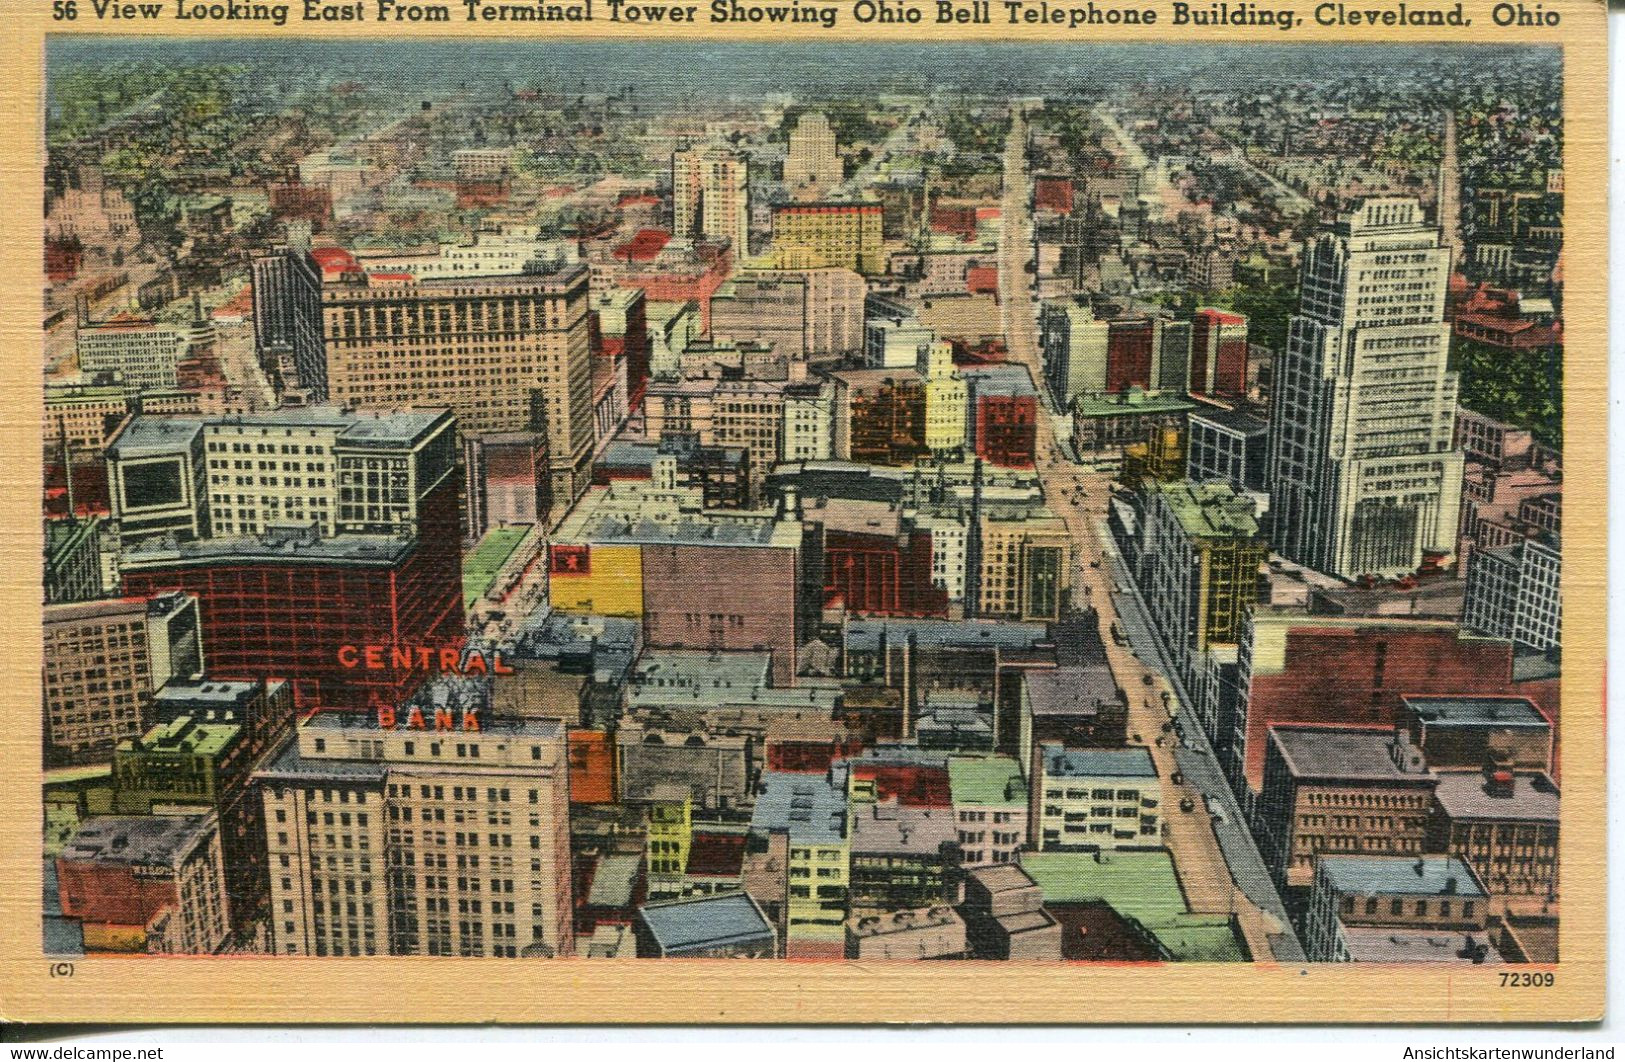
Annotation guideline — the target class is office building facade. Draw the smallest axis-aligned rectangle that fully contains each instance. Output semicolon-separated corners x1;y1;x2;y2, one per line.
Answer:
255;712;573;958
1267;199;1465;579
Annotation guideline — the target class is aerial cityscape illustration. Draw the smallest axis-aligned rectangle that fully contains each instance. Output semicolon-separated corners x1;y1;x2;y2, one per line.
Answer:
41;40;1563;965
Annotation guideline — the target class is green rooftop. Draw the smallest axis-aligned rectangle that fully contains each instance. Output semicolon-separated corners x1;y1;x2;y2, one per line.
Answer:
1152;480;1261;538
1148;913;1250;962
44;763;113;788
463;526;530;610
121;716;241;759
947;755;1026;807
1020;849;1248;962
1074;389;1195;418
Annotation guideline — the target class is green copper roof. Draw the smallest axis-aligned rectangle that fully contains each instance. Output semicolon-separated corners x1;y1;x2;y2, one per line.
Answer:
1020;849;1249;961
947;755;1026;807
463;526;530;610
120;716;241;759
1151;480;1261;538
1074;390;1195;417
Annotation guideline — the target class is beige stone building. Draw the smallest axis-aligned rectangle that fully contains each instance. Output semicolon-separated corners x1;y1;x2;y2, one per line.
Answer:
255;711;573;959
672;146;750;256
740;259;866;359
643;375;786;501
320;257;594;501
43;593;202;767
784;112;840;192
977;511;1071;622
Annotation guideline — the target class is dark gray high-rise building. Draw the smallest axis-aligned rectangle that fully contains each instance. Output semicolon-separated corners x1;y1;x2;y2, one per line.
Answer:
250;244;326;398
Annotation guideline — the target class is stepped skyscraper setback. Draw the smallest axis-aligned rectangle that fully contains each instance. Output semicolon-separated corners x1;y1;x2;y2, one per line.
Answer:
1266;198;1464;579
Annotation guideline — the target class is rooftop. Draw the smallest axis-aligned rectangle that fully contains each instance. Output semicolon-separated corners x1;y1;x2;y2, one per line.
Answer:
1152;479;1261;539
1340;926;1503;964
967;863;1040;895
848;905;963;938
122;716;241;759
104;416;204;458
1319;855;1487;898
844;617;1051;655
804;497;903;539
1433;772;1560;823
153;679;279;709
639;892;774;952
1188;403;1269;436
1039;744;1157;780
302;709;563;740
751;770;848;846
947;755;1026;807
849;801;956;855
123;525;415;570
59;814;214;867
633;649;773;692
1023;668;1123;718
585;852;643;908
44;595;151;624
685;831;748;878
1074;390;1195;418
1020;849;1187;926
582;511;789;549
1403;696;1550;730
254;735;389;785
1270;726;1433;783
962;364;1038;399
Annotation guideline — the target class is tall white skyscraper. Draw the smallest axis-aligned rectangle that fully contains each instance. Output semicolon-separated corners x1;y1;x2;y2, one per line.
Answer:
1266;198;1464;579
672;145;750;258
784;111;839;191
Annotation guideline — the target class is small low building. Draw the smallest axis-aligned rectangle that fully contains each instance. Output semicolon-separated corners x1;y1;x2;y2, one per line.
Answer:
1305;854;1497;964
959;863;1061;960
846;904;967;960
1030;744;1161;851
55;814;228;955
634;891;777;958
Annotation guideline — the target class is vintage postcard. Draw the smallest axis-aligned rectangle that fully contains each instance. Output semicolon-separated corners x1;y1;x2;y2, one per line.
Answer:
0;0;1605;1026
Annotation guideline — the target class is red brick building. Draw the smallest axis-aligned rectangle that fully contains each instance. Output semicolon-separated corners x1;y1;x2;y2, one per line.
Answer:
1236;615;1556;793
46;237;83;282
930;205;978;242
121;480;462;711
975;393;1038;467
803;497;948;619
616;243;731;332
1033;177;1075;215
849;758;952;808
1190;308;1248;399
267;178;332;231
766;736;866;774
568;729;618;805
966;365;1041;468
1106;318;1155;394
